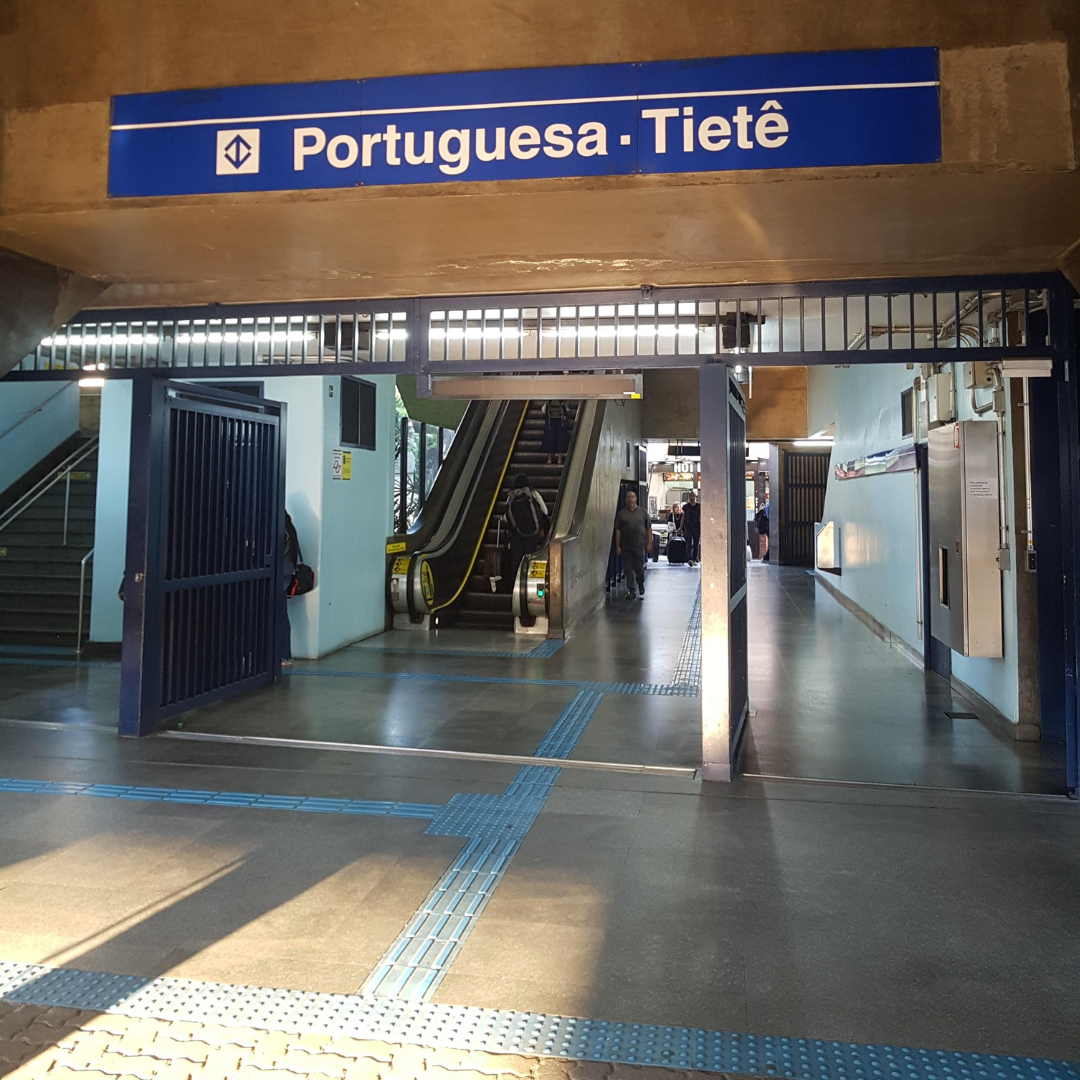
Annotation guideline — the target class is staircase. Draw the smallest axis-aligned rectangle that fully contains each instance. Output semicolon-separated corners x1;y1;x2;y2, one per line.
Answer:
0;436;99;650
455;402;577;630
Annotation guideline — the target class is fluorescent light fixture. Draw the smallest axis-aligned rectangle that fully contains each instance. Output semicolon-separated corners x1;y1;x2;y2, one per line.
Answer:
793;439;834;447
78;377;105;388
423;373;643;400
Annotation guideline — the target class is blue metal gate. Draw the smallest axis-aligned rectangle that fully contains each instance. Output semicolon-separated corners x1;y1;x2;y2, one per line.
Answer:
119;377;286;736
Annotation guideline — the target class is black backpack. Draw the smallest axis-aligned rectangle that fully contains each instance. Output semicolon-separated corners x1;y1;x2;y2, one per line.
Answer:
508;489;543;537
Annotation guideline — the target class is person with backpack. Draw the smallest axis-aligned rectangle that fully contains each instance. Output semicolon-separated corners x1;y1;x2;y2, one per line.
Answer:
755;498;771;562
280;511;300;667
502;473;549;590
541;400;570;465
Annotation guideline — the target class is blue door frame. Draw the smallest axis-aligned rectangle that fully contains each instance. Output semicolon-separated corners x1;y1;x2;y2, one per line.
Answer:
119;376;287;736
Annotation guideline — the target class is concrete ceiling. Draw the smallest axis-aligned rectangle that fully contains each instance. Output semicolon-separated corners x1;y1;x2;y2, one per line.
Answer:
1;167;1078;308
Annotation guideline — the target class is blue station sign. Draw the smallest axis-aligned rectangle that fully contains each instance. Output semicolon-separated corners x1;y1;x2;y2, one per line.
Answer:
108;48;940;198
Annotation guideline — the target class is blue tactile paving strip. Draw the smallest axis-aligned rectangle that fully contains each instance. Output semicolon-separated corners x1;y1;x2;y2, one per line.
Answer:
671;591;702;691
535;687;607;758
0;961;1075;1080
0;777;441;819
353;638;565;660
361;763;562;1000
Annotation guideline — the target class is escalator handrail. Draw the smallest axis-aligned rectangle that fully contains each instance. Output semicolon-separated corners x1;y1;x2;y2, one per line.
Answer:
511;400;601;624
425;403;528;613
390;399;495;555
415;402;510;560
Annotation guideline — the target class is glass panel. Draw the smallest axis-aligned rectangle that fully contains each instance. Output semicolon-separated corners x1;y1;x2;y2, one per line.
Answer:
933;292;954;348
801;297;823;353
636;302;656;357
910;294;932;350
869;295;890;350
538;307;556;359
391;312;407;362
758;299;780;353
824;297;845;351
657;302;677;356
464;309;482;361
890;294;913;350
521;307;538;360
578;305;597;359
598;304;616;357
981;290;1004;346
1004;290;1026;347
845;296;866;350
781;297;801;353
697;300;717;355
615;304;636;357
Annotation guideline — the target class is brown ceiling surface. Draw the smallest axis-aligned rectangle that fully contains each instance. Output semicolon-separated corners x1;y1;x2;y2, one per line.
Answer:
1;168;1078;308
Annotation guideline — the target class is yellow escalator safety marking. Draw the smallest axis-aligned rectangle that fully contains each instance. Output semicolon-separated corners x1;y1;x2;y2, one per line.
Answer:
391;556;411;575
529;560;547;578
420;561;435;606
386;541;407;554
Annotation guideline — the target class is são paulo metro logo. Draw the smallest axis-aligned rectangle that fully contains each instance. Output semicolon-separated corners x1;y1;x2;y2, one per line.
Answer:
215;128;260;175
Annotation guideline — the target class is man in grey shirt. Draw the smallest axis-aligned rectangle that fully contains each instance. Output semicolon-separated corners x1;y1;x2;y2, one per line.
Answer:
615;488;652;600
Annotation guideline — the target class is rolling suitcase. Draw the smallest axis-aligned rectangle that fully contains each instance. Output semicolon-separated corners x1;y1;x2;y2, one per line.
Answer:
667;534;688;565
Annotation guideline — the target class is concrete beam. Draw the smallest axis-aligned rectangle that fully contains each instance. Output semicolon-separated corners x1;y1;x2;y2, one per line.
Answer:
0;246;103;378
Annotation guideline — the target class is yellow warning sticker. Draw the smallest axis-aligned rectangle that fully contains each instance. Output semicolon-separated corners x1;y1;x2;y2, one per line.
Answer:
386;541;407;554
391;557;410;575
528;560;547;578
420;561;435;605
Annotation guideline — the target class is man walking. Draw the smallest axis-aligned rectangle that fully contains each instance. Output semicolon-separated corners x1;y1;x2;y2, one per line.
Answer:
614;488;652;600
682;490;701;566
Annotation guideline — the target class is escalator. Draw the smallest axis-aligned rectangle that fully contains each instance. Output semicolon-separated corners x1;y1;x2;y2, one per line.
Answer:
387;400;580;630
457;402;578;629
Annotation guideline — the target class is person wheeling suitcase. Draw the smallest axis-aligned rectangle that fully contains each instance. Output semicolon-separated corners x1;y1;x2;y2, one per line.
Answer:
682;491;701;565
667;532;688;565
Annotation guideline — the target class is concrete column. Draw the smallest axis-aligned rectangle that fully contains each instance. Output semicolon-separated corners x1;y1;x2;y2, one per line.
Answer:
699;362;734;781
0;246;103;378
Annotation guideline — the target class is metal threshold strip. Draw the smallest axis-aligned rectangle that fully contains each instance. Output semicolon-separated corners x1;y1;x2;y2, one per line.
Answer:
740;772;1073;802
159;730;699;778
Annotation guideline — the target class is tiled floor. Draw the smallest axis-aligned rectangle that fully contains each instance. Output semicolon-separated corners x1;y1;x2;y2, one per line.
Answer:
0;563;1077;1079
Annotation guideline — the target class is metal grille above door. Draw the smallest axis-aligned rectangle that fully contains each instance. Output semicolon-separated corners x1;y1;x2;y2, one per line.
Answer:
781;451;830;566
119;378;285;736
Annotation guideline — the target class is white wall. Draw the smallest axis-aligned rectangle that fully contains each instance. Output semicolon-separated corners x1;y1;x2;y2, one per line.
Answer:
89;380;132;642
808;362;1020;723
809;364;923;652
263;375;396;657
88;376;396;658
0;382;80;494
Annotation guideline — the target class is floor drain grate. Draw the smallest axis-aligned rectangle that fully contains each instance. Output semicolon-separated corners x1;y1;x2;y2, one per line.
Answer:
945;711;979;720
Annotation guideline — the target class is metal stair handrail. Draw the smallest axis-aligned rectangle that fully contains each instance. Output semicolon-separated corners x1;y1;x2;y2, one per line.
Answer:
0;384;72;447
76;548;95;659
0;436;100;537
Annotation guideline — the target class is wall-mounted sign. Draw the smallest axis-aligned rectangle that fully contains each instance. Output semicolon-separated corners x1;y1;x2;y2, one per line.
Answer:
331;449;352;480
109;48;939;197
664;472;700;482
